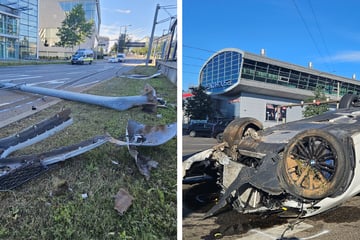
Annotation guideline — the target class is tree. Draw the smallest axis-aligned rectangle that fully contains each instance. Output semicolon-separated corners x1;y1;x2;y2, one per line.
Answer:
184;85;214;120
110;43;119;54
131;46;148;56
118;34;127;53
56;4;94;49
302;86;329;117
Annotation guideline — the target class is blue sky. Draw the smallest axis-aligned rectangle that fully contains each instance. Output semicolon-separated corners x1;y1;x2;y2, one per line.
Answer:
183;0;360;91
99;0;177;46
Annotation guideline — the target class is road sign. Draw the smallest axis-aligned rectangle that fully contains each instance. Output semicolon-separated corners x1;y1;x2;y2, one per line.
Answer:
126;42;146;48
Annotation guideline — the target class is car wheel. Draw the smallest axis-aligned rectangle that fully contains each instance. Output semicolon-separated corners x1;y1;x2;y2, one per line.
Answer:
223;117;263;148
89;61;92;65
189;130;196;137
278;129;350;200
338;94;360;109
216;133;224;143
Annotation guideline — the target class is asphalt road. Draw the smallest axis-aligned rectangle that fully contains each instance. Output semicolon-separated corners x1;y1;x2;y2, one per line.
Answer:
182;135;217;157
0;59;137;128
182;135;360;240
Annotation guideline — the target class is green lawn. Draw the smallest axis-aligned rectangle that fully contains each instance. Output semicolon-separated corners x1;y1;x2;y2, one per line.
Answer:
0;66;177;240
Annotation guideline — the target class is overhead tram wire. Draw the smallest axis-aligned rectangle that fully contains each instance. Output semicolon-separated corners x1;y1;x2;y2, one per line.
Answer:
307;0;335;72
183;63;204;68
183;55;209;62
183;44;217;54
292;0;331;72
162;6;176;17
160;5;176;9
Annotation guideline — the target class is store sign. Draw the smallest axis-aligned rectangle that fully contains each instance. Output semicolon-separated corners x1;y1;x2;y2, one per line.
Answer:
206;79;233;91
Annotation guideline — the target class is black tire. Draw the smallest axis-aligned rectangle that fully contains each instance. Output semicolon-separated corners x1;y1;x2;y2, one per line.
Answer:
223;117;263;148
89;61;92;65
216;133;223;143
189;130;196;137
339;94;359;109
277;129;350;200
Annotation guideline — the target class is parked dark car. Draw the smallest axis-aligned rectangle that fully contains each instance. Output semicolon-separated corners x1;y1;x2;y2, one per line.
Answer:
187;122;215;137
211;119;234;142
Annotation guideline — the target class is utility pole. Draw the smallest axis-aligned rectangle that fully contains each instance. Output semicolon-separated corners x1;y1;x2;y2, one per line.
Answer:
146;4;160;66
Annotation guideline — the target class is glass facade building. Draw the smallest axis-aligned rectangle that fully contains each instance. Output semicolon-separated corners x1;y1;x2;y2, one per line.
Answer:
199;48;360;126
38;0;101;58
0;0;38;60
200;48;360;98
200;50;242;94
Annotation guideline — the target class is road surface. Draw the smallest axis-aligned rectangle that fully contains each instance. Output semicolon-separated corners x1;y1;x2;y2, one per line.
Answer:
0;60;135;128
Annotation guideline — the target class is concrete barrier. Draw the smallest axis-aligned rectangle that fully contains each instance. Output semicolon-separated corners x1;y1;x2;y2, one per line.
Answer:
156;60;177;85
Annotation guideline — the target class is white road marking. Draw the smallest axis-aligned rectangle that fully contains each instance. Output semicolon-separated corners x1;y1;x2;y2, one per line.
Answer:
239;222;319;240
27;78;69;86
301;230;330;240
0;103;10;107
0;76;42;82
75;80;100;88
65;71;84;75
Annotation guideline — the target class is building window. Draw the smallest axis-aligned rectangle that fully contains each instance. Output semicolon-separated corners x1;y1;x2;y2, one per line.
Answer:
266;103;287;122
201;50;242;93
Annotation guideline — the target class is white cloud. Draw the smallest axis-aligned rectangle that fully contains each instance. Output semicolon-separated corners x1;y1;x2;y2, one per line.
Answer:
115;9;131;14
100;24;120;40
330;51;360;62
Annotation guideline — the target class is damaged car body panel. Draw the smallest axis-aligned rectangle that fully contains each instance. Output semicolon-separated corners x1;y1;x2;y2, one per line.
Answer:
0;82;158;112
183;94;360;218
0;109;177;190
126;120;177;146
0;135;110;190
0;109;73;158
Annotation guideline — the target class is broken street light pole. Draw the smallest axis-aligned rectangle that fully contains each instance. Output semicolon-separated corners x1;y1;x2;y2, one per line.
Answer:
0;83;158;111
146;4;160;66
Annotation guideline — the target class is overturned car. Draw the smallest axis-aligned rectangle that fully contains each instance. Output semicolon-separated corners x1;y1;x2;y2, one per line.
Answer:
183;94;360;218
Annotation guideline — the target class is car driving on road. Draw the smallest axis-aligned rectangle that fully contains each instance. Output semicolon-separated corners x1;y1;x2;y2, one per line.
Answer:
116;53;126;62
107;53;126;63
71;49;94;65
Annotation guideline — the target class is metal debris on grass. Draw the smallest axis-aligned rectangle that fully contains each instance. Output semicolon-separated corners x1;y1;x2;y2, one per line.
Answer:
0;109;177;190
118;70;162;80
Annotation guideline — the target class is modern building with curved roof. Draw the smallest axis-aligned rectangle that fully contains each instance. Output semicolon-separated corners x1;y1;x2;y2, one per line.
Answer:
199;48;360;127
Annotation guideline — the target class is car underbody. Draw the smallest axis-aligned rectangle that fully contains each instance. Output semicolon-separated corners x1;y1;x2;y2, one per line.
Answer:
183;94;360;218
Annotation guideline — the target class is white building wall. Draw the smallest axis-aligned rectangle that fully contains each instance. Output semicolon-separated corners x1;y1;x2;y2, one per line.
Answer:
213;92;304;128
38;0;99;58
240;92;303;128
